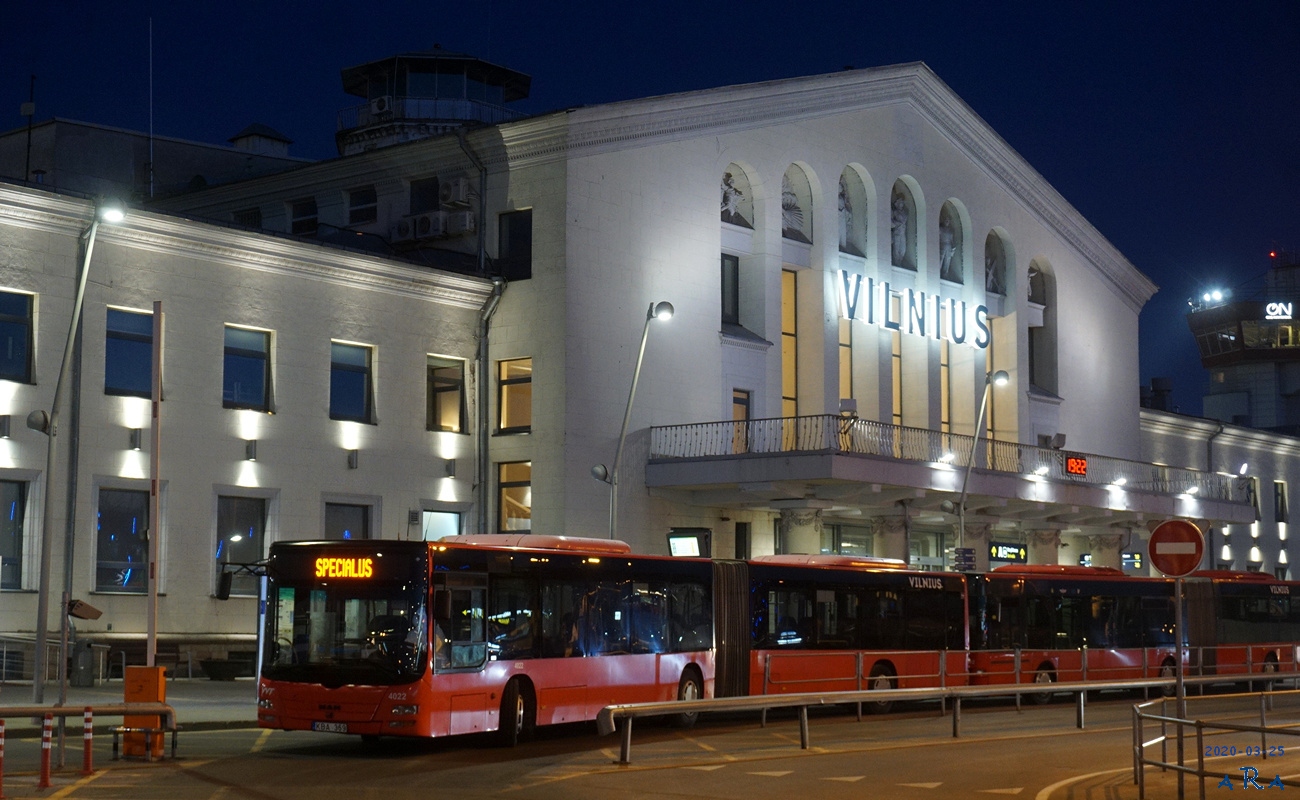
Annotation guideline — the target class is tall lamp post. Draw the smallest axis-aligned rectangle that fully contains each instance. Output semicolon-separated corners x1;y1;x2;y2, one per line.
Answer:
30;198;124;704
592;301;673;539
943;369;1008;566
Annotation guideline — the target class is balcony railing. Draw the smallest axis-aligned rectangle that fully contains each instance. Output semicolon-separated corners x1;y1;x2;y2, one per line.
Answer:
338;96;524;131
649;415;1247;503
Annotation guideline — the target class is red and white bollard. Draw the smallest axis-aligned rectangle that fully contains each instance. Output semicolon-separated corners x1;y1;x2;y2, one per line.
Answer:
82;708;94;776
36;713;51;789
1;718;8;800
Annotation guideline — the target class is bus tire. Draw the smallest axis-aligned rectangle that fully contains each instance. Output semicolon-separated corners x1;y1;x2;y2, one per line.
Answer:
866;664;896;714
673;669;703;728
1029;665;1055;704
497;679;535;747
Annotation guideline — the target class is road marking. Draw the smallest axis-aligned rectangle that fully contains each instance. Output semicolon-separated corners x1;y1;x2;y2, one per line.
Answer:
249;728;273;753
899;781;943;789
47;770;105;799
749;770;792;777
679;733;717;752
1034;767;1131;800
686;764;728;771
978;789;1023;795
824;776;865;782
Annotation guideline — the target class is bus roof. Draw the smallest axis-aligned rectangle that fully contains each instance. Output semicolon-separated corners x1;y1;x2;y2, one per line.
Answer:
992;564;1129;578
1190;570;1280;582
438;534;633;555
751;554;910;570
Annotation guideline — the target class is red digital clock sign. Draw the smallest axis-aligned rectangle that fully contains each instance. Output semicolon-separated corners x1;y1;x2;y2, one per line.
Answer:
1065;456;1088;477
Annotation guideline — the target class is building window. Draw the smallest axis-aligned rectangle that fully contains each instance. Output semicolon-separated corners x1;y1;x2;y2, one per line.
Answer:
232;207;262;228
330;342;374;423
325;502;370;540
839;318;852;404
0;480;26;590
216;496;266;597
223;326;272;411
96;488;149;593
940;339;951;434
497;209;532;281
891;330;903;427
781;270;797;417
0;291;33;383
721;253;740;326
427;355;465;433
410;177;440;215
421;510;460;541
1276;481;1289;524
498;462;531;532
289;198;318;236
348;186;377;225
497;358;532;433
105;308;153;398
732;389;751;454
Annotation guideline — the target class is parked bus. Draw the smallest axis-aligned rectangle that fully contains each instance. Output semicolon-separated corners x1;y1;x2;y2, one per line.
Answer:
967;565;1179;698
258;535;713;744
1187;570;1300;679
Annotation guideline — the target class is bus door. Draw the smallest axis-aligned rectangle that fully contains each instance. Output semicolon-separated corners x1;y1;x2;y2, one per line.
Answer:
432;573;489;735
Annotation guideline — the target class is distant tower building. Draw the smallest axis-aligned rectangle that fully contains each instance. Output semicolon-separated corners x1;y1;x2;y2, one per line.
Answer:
335;46;532;156
1188;253;1300;431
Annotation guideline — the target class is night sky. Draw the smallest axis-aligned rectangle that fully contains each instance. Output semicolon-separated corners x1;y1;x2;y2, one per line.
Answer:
4;2;1298;415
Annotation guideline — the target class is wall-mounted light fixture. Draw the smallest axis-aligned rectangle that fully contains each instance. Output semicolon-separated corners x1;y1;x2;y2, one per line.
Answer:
0;414;10;439
244;439;257;461
347;449;359;469
444;458;456;477
128;428;143;450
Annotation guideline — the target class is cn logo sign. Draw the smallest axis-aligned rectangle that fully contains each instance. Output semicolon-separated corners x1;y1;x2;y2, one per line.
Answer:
1266;302;1293;320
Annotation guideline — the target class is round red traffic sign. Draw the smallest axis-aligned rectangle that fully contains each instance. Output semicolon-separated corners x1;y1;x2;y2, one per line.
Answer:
1148;519;1205;577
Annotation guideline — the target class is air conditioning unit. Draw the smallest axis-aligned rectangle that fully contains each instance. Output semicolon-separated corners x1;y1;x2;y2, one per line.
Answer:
445;209;476;237
369;96;393;117
439;177;472;207
390;217;416;243
413;211;447;240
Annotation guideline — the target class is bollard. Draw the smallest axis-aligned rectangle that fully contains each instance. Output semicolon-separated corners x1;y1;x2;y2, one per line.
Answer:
82;708;94;776
1;718;7;800
37;713;52;789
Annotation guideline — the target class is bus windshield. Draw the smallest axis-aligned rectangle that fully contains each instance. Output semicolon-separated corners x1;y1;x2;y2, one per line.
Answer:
263;576;428;686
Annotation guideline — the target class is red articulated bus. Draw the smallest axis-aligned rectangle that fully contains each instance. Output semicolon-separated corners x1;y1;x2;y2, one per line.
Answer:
1186;570;1300;680
258;535;714;744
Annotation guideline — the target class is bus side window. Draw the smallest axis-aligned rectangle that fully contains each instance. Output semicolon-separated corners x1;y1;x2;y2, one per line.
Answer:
541;581;584;658
448;586;487;668
668;580;711;652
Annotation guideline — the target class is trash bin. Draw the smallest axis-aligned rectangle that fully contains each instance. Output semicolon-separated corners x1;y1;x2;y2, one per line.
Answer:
71;639;97;687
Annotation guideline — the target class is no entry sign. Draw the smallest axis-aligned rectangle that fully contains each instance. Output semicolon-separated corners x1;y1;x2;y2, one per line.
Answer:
1148;520;1205;577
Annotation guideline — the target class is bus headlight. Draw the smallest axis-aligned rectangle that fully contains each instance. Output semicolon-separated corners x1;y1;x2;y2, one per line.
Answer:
391;705;418;716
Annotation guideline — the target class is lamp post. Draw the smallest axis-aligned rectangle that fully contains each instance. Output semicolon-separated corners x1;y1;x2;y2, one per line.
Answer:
946;369;1008;567
30;198;124;704
592;301;673;539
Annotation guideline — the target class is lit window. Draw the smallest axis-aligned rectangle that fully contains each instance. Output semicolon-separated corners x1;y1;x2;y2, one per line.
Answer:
348;186;377;225
105;308;153;398
330;342;374;423
781;270;797;417
426;356;465;433
223;326;272;411
96;488;149;593
0;291;33;383
215;496;266;596
498;462;531;532
497;358;532;433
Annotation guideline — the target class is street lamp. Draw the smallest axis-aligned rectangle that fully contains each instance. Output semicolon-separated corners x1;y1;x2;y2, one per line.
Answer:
943;369;1009;568
30;197;124;704
592;301;673;539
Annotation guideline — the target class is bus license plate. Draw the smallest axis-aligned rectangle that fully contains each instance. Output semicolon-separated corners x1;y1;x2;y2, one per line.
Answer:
312;721;348;733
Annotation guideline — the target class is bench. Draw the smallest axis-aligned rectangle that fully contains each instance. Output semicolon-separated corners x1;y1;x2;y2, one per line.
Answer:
110;725;181;761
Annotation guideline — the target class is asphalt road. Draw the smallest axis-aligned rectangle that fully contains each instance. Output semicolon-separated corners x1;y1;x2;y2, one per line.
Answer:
4;693;1300;799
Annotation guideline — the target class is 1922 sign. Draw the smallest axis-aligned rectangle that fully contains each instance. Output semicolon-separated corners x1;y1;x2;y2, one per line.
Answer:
1065;456;1088;477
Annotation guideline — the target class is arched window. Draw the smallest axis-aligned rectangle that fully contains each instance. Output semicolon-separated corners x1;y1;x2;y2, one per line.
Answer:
938;202;964;284
720;164;754;228
1026;258;1057;394
782;165;813;244
984;231;1008;296
838;169;867;257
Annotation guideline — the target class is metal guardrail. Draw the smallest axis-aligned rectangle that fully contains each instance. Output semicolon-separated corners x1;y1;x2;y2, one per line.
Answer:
1134;689;1300;799
649;414;1246;501
0;702;179;732
599;673;1292;765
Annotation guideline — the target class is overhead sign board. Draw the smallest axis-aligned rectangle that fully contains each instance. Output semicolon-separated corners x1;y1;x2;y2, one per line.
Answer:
989;541;1027;563
1148;520;1204;577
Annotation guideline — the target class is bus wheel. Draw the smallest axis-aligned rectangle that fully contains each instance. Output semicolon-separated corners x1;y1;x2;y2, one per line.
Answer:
1159;659;1177;697
673;669;703;728
866;664;896;714
497;679;535;747
1029;665;1055;705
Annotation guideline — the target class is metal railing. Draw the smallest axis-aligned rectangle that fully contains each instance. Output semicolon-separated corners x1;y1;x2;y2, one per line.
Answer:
1134;690;1300;799
650;414;1247;501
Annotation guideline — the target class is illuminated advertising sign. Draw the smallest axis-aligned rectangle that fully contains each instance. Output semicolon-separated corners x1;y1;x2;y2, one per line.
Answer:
1266;301;1293;320
837;270;991;349
989;541;1027;563
314;557;375;578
